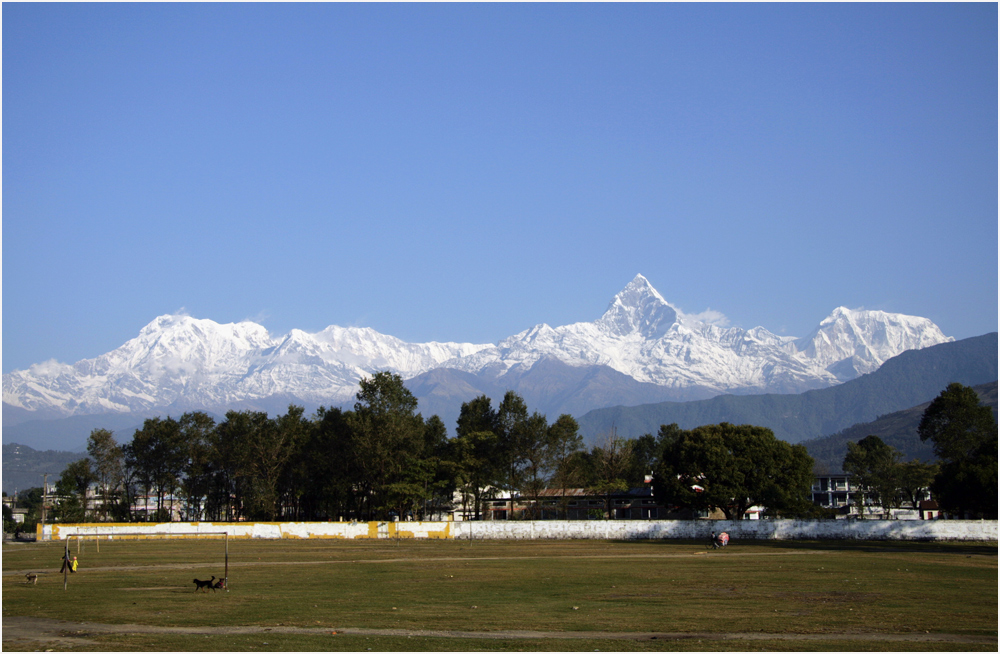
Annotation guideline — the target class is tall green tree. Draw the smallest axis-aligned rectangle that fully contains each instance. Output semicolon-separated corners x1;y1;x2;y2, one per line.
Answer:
843;435;902;517
350;371;426;520
625;432;662;487
128;417;188;521
178;412;216;521
210;411;253;521
896;460;939;509
384;415;451;521
456;395;499;439
547;414;584;518
453;395;501;519
417;415;458;520
213;409;300;521
250;406;308;520
87;428;124;521
589;430;634;519
55;458;95;522
919;383;998;518
653;423;814;520
496;391;530;493
300;406;355;520
518;411;551;519
119;442;141;521
761;439;817;518
452;430;500;520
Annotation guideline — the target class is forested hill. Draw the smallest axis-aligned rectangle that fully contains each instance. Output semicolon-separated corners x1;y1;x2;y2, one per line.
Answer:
577;333;998;444
2;443;82;495
802;381;997;474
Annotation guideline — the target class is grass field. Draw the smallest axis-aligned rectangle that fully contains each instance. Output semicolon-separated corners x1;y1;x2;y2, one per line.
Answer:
3;536;997;651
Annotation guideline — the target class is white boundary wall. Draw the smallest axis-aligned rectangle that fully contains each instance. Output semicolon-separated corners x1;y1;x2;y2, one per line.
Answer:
42;519;996;541
41;520;455;541
456;519;997;541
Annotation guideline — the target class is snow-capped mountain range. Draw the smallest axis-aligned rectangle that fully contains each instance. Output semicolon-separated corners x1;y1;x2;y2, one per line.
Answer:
3;275;952;422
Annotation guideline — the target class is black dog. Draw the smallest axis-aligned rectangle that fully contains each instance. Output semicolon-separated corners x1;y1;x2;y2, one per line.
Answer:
193;576;216;592
212;577;226;591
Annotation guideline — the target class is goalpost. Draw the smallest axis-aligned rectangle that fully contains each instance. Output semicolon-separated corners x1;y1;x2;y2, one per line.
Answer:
61;530;231;592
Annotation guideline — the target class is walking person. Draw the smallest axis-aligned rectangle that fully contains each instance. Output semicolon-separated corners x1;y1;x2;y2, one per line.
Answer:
60;551;72;573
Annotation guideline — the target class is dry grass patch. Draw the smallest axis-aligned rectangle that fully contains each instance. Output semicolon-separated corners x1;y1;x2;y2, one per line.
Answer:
3;537;996;651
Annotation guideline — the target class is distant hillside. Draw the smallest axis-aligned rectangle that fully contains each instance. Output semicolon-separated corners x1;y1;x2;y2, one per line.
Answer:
1;412;151;452
2;443;83;495
577;333;998;444
406;357;716;437
802;381;997;474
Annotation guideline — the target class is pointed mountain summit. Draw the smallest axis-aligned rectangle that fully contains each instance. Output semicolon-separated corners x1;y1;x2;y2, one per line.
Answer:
443;276;952;395
2;275;956;428
597;274;678;339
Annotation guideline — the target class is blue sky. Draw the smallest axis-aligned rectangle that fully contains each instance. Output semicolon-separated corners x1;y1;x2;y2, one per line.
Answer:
3;3;997;374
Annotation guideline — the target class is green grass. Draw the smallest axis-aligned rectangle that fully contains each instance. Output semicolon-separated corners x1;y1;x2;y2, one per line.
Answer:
3;537;997;651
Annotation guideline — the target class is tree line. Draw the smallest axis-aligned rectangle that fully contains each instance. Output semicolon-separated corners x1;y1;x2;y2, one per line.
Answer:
47;372;670;523
843;383;997;519
16;376;993;529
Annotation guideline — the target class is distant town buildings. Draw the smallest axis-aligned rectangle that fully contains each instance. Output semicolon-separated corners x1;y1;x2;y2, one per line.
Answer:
11;473;943;527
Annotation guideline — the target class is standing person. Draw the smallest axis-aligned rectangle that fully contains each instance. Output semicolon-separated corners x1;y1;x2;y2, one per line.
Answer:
710;531;717;549
70;556;78;573
60;551;72;573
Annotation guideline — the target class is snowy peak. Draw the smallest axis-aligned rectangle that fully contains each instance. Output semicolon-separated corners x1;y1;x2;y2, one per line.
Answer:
597;274;678;339
455;277;954;392
2;314;495;415
2;275;957;419
796;306;954;380
107;314;275;382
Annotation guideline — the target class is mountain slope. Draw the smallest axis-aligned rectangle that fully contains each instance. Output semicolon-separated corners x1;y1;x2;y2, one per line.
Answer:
3;275;955;437
441;275;953;395
802;381;997;474
1;412;156;453
2;443;86;496
3;316;491;421
405;357;719;432
576;333;998;444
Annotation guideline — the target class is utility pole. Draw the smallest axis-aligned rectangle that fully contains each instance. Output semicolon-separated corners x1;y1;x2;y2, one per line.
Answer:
41;473;50;527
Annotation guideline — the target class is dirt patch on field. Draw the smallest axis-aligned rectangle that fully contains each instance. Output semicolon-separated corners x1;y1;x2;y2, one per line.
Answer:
2;549;821;578
3;616;995;648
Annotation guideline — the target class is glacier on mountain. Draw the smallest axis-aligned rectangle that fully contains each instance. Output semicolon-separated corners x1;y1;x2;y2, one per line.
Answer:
436;275;951;394
2;274;953;418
